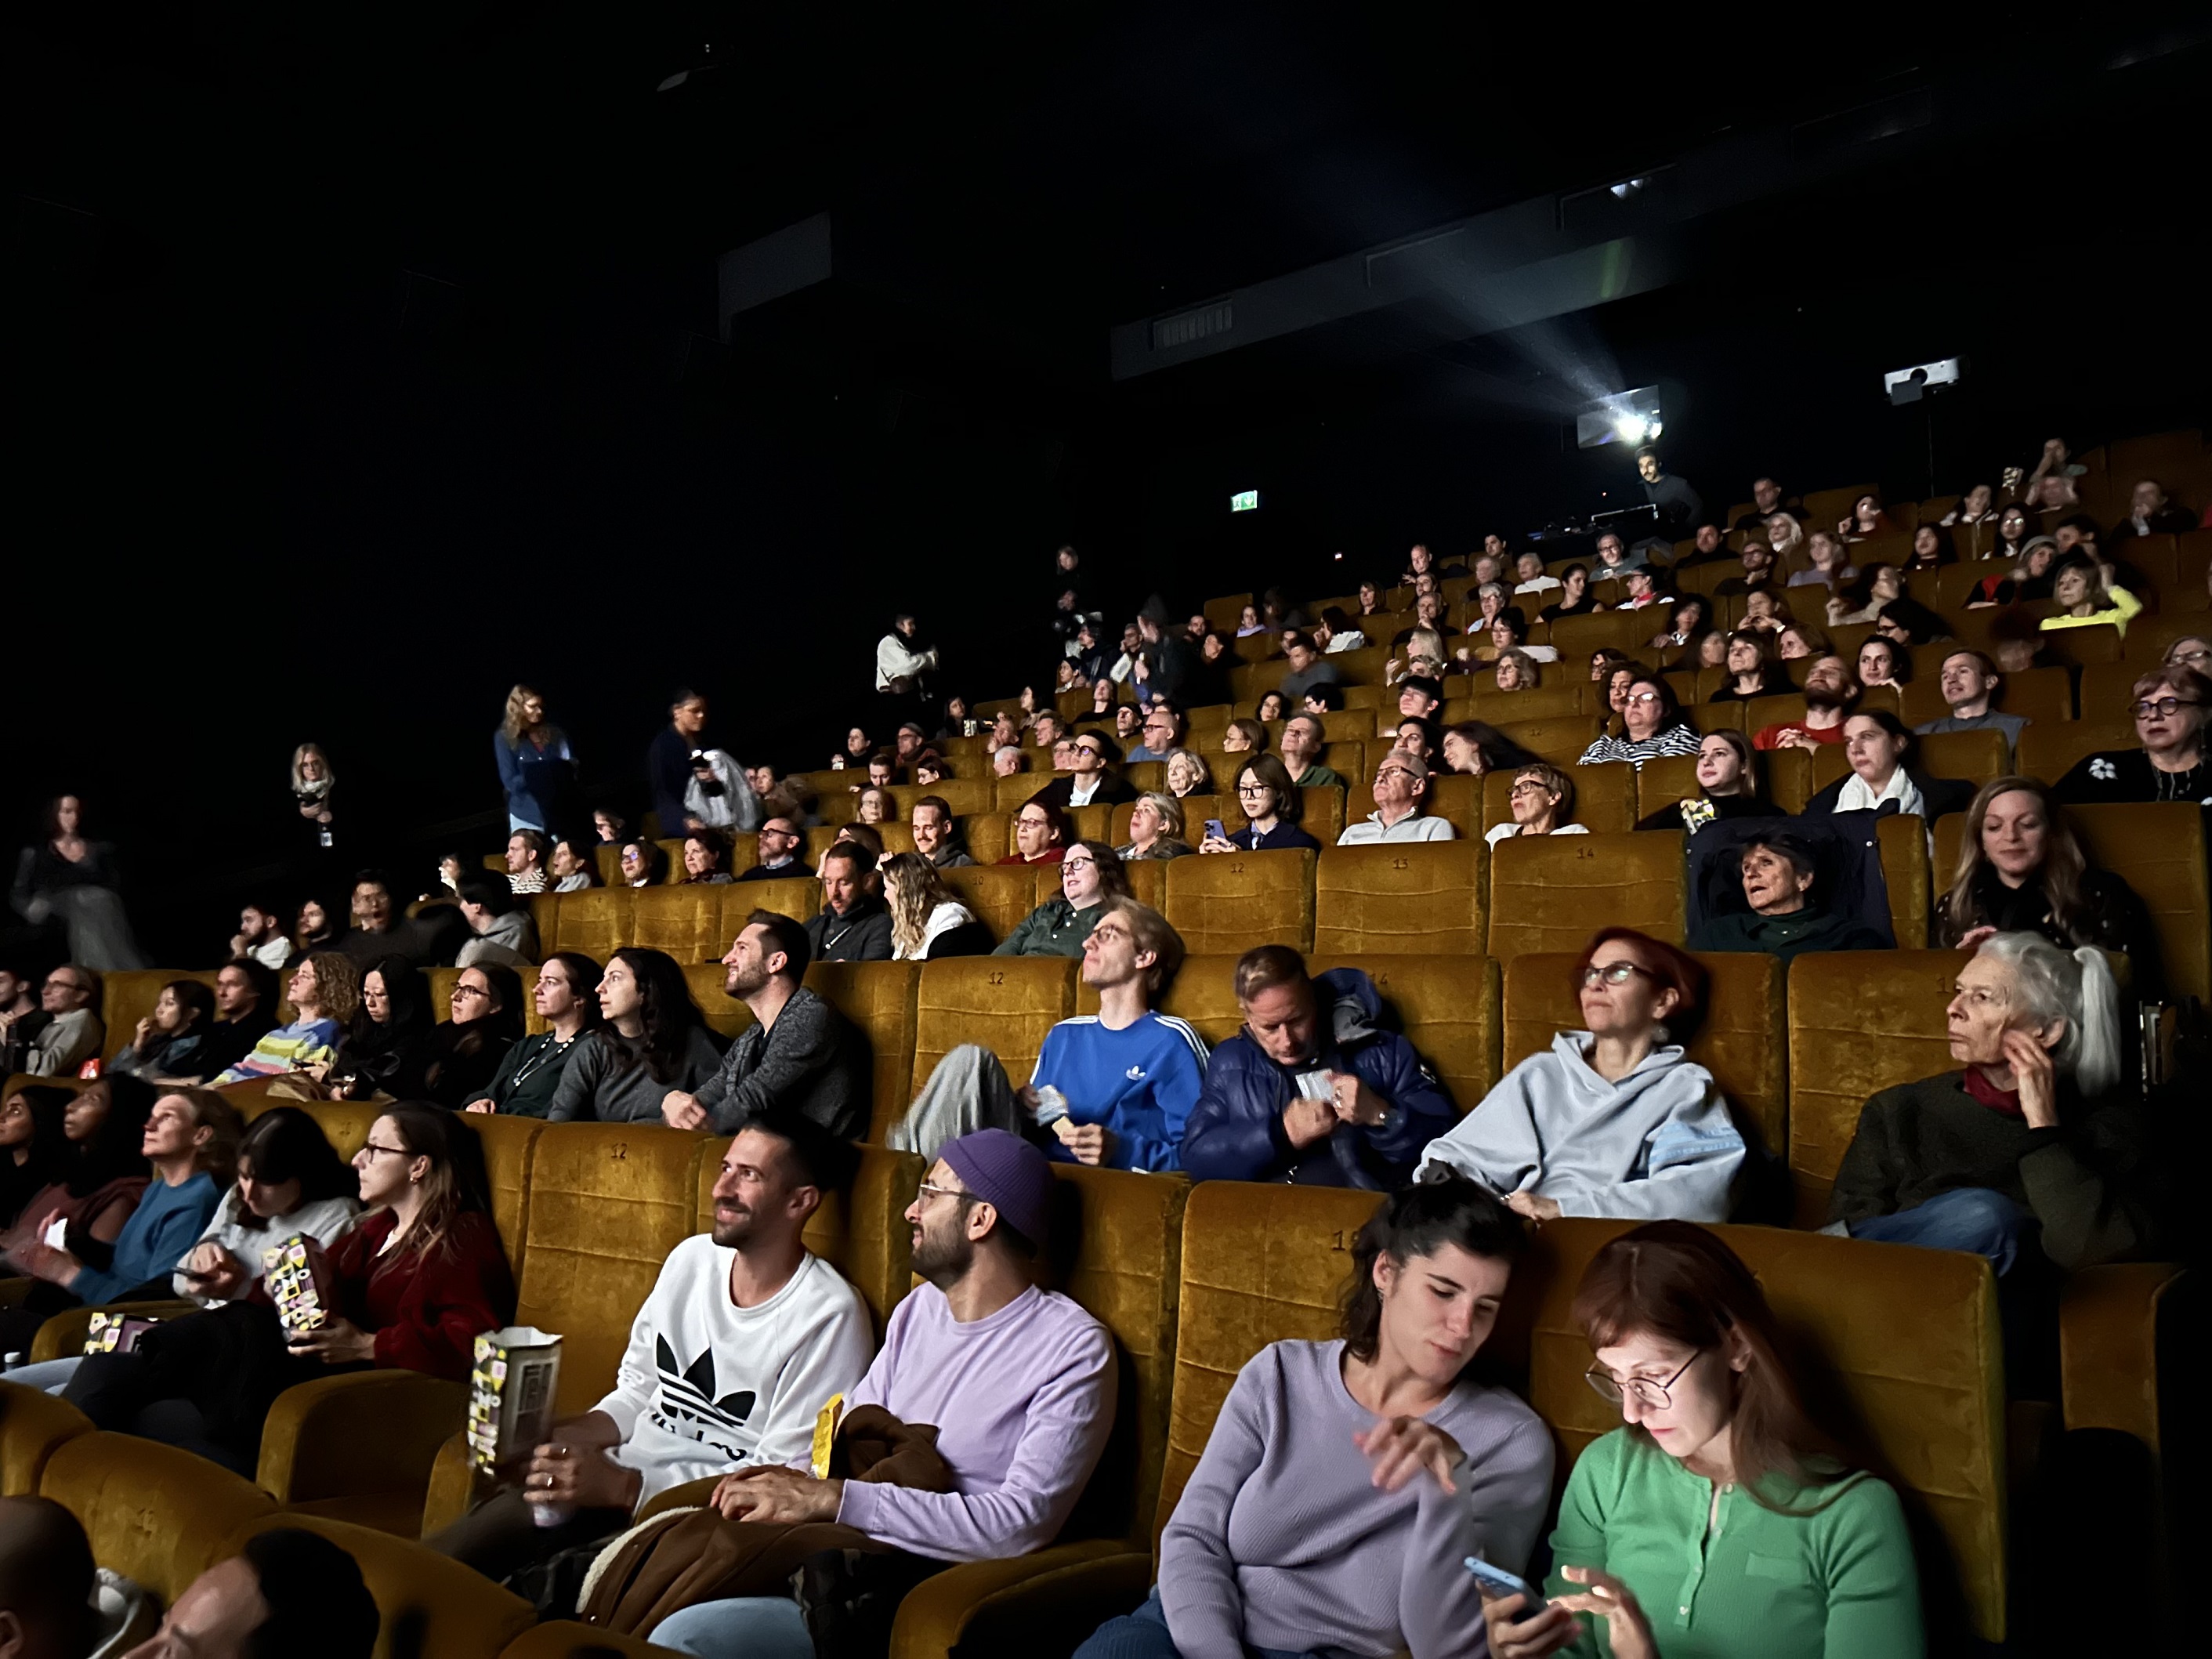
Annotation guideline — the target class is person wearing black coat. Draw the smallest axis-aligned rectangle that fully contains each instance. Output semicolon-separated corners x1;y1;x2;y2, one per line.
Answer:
325;953;435;1100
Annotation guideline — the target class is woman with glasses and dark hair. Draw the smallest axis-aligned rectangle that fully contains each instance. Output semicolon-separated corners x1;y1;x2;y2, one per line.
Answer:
2053;666;2210;806
1417;929;1743;1223
65;1105;512;1476
546;947;726;1123
420;964;524;1109
1077;1175;1553;1659
1202;755;1321;853
464;953;604;1117
1479;1222;1921;1659
995;840;1133;959
1576;672;1703;770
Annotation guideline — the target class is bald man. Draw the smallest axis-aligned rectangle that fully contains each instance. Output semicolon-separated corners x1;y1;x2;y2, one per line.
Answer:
0;1496;95;1659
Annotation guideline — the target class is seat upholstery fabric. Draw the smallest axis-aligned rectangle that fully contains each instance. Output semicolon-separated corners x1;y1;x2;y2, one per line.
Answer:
234;1511;537;1659
1311;953;1502;1113
803;960;919;1139
632;886;725;965
1312;841;1486;956
1487;831;1686;960
40;1430;278;1602
909;956;1076;1100
941;864;1045;944
1163;847;1316;954
0;1378;91;1494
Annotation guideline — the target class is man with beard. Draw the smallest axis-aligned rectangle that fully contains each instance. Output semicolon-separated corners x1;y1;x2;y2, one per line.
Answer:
661;911;870;1137
1751;654;1859;751
648;1128;1115;1657
426;1110;873;1582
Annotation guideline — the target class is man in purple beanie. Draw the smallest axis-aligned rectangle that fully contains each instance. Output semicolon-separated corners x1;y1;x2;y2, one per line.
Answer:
654;1128;1117;1657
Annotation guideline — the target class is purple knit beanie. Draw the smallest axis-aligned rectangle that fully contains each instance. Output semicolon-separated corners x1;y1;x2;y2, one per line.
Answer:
939;1128;1052;1247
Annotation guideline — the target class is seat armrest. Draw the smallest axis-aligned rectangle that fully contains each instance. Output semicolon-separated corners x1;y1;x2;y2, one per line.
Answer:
256;1369;466;1506
421;1428;480;1537
889;1542;1150;1659
30;1300;200;1364
2060;1262;2188;1450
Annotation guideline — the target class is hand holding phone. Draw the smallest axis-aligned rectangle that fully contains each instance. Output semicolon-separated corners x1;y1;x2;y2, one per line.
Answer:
1463;1556;1546;1615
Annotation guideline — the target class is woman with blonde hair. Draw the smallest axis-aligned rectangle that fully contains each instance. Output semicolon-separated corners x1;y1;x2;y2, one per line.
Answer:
290;743;336;849
1163;749;1215;799
880;852;991;960
212;951;360;1085
495;685;577;835
1117;793;1195;862
1936;777;2156;994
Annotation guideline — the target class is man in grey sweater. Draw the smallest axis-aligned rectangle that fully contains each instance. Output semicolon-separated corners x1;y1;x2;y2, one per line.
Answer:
661;911;870;1139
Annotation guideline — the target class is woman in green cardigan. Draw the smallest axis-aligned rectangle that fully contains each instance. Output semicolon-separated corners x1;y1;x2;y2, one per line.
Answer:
1481;1223;1922;1658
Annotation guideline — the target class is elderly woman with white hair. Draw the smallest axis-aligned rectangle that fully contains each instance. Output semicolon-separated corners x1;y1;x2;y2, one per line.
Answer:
1823;933;2150;1274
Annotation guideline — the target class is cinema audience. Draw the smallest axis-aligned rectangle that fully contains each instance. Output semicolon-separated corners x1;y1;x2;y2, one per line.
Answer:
1181;947;1456;1188
1803;712;1977;820
212;952;357;1085
16;964;105;1077
430;1112;873;1584
547;948;725;1123
999;800;1071;866
65;1104;513;1473
1117;792;1195;862
997;839;1130;958
1479;1223;1922;1658
1018;899;1206;1171
1417;930;1743;1222
1824;933;2149;1273
1578;672;1702;769
1486;764;1590;846
465;953;603;1117
647;1128;1113;1659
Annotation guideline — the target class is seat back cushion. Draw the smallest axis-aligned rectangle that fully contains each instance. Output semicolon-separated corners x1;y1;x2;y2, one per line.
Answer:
41;1431;277;1601
1313;841;1486;956
1487;831;1687;960
1163;847;1317;954
910;956;1076;1099
1312;954;1503;1114
234;1512;535;1659
802;961;919;1140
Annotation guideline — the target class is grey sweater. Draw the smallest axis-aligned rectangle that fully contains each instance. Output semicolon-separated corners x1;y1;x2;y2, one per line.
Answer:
696;987;871;1139
545;1025;727;1123
1158;1338;1552;1659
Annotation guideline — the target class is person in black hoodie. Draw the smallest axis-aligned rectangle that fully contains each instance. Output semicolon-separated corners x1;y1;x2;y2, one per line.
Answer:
324;952;434;1100
0;1082;75;1231
1635;730;1782;832
803;844;894;962
421;964;525;1109
1133;597;1202;708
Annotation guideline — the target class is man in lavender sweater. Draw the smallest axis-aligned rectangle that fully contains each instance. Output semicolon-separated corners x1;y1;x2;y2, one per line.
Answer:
1077;1175;1552;1659
651;1128;1117;1659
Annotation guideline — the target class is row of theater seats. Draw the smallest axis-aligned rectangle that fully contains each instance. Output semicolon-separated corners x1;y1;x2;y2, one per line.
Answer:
527;805;2206;1002
2;1097;2081;1654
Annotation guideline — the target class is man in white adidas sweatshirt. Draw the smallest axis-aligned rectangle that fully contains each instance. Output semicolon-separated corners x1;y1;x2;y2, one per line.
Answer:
428;1108;876;1581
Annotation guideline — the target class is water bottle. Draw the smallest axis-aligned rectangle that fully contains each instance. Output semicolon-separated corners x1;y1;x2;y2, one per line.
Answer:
4;1353;24;1373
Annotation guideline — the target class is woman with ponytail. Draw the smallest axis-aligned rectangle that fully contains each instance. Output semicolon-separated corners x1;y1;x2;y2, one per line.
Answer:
1823;932;2151;1273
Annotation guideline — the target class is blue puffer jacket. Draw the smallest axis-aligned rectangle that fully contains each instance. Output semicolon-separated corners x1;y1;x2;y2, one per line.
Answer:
1180;968;1457;1188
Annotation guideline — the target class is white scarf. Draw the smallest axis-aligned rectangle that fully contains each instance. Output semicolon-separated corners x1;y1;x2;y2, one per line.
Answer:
1837;766;1921;817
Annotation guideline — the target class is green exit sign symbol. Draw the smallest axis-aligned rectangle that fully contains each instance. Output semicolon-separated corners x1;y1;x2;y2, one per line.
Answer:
1230;490;1259;513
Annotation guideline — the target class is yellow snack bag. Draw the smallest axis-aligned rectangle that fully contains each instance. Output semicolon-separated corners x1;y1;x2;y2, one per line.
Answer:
811;1393;846;1480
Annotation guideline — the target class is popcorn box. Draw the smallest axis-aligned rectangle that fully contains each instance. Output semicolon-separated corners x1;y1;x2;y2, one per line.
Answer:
261;1233;334;1338
467;1326;563;1472
81;1310;162;1356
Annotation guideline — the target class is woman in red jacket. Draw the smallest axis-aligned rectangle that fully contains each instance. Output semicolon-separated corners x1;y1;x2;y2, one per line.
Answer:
64;1103;514;1475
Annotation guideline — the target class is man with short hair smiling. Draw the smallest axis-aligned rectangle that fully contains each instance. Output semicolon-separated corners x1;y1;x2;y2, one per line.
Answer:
665;915;869;1136
1127;702;1185;765
1752;654;1859;751
652;1128;1114;1657
504;828;551;895
1336;752;1457;844
1279;712;1345;789
22;965;103;1076
121;1527;379;1659
1689;832;1891;965
1917;650;2029;758
1029;731;1138;810
736;817;812;883
910;796;975;868
1182;945;1454;1186
1019;898;1207;1170
805;844;892;962
228;900;294;969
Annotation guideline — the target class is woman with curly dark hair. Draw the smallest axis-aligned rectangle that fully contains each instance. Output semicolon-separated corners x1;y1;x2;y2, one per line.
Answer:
545;947;723;1123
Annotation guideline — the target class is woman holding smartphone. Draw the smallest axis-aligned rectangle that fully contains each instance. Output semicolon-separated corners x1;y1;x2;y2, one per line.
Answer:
1481;1223;1921;1658
1077;1177;1552;1659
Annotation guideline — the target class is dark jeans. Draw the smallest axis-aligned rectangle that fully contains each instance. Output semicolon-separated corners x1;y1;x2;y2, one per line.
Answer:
423;1486;630;1583
1074;1589;1321;1659
1846;1186;2028;1275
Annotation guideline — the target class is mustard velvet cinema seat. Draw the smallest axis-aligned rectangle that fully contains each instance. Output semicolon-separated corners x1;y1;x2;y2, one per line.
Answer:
944;1184;2013;1653
631;885;726;965
38;1429;279;1604
911;954;1076;1103
99;967;222;1060
940;863;1044;944
1162;846;1317;954
1312;839;1486;956
539;886;635;965
800;959;920;1141
1;1377;91;1494
1309;953;1503;1114
1486;830;1687;962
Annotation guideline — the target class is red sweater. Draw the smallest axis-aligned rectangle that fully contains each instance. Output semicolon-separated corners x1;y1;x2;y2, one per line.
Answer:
329;1208;516;1380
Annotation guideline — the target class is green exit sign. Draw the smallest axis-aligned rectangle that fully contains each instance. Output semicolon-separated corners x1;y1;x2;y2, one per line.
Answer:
1230;490;1259;513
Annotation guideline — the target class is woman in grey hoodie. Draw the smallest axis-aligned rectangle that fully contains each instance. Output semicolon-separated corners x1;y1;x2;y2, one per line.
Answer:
1417;929;1744;1222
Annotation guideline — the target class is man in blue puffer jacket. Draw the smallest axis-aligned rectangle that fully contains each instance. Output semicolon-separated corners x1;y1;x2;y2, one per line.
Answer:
1181;947;1456;1189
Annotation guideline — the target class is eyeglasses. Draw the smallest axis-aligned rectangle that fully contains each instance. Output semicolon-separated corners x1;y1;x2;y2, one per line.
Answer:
1374;766;1414;783
1063;856;1097;871
451;985;487;1000
1076;744;1104;759
1235;782;1272;796
1623;690;1664;707
1579;961;1658;988
2131;697;2201;719
914;1179;970;1205
1508;780;1551;797
358;1142;411;1160
1586;1349;1703;1409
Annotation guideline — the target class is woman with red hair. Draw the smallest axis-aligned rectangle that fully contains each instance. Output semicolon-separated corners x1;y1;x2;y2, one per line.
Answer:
1480;1223;1921;1657
1416;929;1744;1223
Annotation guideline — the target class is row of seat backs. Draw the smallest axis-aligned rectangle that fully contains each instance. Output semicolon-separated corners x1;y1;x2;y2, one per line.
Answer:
1153;1186;2009;1643
1;1406;668;1659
